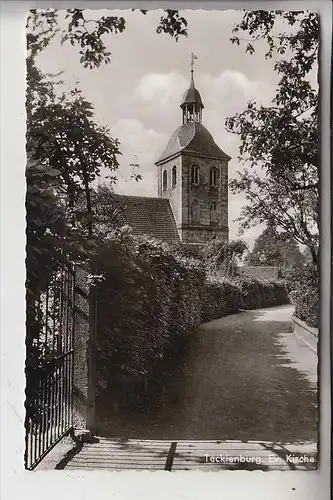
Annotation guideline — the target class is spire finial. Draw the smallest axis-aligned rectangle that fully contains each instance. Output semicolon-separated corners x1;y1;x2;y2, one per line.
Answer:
190;53;197;86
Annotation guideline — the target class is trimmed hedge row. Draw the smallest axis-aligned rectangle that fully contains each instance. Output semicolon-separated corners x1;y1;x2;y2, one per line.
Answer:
201;279;241;321
92;230;289;408
287;265;319;328
236;277;289;310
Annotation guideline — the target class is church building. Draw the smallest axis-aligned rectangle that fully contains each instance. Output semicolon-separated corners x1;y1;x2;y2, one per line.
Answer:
114;57;231;247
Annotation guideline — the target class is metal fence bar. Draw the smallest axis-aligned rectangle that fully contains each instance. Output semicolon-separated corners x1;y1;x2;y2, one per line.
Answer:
25;265;76;470
38;377;42;459
46;372;51;451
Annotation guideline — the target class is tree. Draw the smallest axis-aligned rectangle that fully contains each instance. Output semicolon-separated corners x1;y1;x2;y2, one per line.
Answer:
302;246;313;265
26;156;68;292
245;226;305;268
27;9;188;69
26;7;190;286
25;7;190;427
26;52;122;299
27;63;121;227
203;240;248;276
226;11;319;266
75;183;127;236
26;8;189;222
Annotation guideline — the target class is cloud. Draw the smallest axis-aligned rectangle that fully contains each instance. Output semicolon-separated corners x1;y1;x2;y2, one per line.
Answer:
200;69;275;112
134;69;275;118
108;118;165;197
130;68;275;149
228;192;265;247
135;71;188;107
116;170;158;198
111;118;165;164
128;71;188;132
32;9;299;248
110;70;275;241
197;69;275;155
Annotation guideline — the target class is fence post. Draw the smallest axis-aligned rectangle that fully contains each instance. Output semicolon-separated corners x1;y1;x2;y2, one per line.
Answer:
72;268;97;435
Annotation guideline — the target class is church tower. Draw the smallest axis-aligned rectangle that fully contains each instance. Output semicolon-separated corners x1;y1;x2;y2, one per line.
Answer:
155;55;231;245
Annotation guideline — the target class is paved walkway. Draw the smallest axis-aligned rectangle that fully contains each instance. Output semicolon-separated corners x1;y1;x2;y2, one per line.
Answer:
64;437;317;471
63;304;318;471
98;305;317;443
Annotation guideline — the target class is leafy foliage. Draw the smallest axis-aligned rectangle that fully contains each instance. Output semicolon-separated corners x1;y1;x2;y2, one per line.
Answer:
301;246;314;264
27;63;121;216
203;239;248;276
288;265;319;328
25;6;190;297
93;233;288;408
26;158;67;293
246;226;305;268
25;7;190;405
26;56;122;297
93;230;202;405
201;279;242;322
90;184;124;234
27;8;188;69
226;11;319;265
236;276;289;310
156;10;188;41
171;243;204;261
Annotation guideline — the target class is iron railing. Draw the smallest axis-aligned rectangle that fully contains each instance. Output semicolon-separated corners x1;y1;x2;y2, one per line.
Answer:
25;265;76;470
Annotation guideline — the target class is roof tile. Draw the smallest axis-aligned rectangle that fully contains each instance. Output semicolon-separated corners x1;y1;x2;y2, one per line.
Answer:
113;195;181;245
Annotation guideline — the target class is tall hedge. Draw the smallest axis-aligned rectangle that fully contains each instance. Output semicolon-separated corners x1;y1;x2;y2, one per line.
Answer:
235;277;289;310
92;229;289;408
201;279;242;321
287;265;319;328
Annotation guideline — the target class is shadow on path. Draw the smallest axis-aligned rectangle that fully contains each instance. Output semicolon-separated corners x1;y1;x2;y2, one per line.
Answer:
97;307;317;443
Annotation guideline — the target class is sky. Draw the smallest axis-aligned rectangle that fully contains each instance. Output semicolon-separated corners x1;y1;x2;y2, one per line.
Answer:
33;8;298;246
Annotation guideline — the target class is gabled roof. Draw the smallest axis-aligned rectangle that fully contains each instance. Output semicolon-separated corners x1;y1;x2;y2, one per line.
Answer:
113;195;180;245
155;121;231;165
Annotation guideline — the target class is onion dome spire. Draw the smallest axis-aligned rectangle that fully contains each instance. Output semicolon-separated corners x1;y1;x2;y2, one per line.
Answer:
180;53;204;124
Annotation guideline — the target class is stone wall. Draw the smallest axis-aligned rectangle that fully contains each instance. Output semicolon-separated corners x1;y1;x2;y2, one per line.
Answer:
159;155;183;226
181;154;228;243
158;152;229;244
292;315;318;354
72;268;97;432
181;226;228;245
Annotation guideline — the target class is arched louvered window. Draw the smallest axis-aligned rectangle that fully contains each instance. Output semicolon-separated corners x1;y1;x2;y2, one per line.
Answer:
210;167;218;188
210;201;218;224
172;165;177;188
163;170;168;191
191;164;200;186
191;200;200;224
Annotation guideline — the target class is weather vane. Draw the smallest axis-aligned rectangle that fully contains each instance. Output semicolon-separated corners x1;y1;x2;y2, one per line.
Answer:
190;53;198;72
